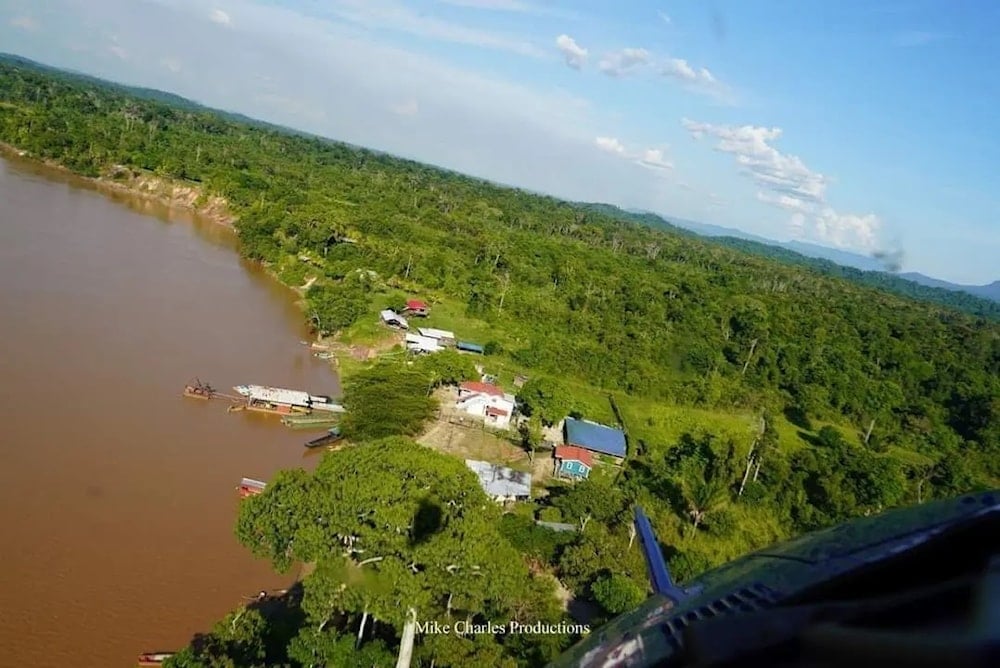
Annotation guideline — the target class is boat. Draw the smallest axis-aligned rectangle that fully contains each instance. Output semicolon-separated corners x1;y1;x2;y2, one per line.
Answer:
238;477;266;498
183;378;216;400
305;426;343;449
234;384;344;414
137;652;174;666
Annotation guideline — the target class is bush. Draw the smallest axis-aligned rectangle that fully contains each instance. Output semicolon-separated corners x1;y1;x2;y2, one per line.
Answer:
537;506;563;523
591;574;645;615
704;508;738;538
668;549;714;584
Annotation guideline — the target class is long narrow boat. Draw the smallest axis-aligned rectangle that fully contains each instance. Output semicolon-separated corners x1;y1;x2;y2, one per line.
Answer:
305;427;343;449
137;652;174;666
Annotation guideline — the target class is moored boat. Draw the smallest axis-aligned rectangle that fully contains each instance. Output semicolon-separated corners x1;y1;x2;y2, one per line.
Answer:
305;426;343;449
238;477;266;498
137;652;174;666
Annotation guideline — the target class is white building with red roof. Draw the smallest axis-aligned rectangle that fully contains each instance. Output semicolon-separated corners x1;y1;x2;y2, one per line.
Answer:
456;380;516;430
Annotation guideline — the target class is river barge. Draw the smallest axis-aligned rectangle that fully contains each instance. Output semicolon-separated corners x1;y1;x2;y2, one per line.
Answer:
183;378;216;399
232;384;344;415
137;653;174;666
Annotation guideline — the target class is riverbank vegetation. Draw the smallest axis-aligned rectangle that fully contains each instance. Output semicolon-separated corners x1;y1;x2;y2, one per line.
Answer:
1;57;997;667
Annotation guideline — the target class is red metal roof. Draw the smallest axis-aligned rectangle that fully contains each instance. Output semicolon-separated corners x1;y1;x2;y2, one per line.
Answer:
485;406;509;417
554;445;594;468
459;381;504;396
406;299;428;309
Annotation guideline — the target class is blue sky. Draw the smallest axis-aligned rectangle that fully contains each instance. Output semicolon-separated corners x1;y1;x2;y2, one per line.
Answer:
3;0;998;283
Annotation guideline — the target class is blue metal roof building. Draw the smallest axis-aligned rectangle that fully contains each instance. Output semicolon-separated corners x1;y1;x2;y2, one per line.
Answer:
456;341;485;354
564;417;627;458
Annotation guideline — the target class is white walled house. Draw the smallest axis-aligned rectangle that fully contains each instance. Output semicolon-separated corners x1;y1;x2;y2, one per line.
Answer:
456;381;516;430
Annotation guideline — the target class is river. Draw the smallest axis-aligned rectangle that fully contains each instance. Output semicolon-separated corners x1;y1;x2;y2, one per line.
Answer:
0;156;338;666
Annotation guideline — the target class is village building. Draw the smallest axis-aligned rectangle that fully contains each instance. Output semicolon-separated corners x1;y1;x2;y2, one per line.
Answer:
456;341;485;355
553;445;594;480
417;327;456;346
563;417;627;464
404;299;430;317
465;460;531;503
456;381;516;430
405;332;442;354
380;309;409;330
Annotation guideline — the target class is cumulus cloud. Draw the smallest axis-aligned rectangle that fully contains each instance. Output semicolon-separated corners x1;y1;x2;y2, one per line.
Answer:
660;58;732;102
9;15;39;31
638;148;673;170
684;118;880;250
556;34;588;69
595;136;627;156
598;48;651;77
596;137;673;172
209;9;231;25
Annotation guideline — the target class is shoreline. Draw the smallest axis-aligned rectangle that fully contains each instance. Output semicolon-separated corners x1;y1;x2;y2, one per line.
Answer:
0;141;236;228
0;142;375;371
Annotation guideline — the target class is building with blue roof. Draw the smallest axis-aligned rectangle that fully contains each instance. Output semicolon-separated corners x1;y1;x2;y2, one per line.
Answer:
563;417;627;461
456;341;484;354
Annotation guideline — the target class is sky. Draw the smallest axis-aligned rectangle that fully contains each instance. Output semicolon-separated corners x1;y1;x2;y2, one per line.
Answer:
2;0;998;284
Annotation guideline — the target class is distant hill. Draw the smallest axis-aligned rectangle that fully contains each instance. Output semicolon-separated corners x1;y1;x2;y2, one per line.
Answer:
615;205;999;305
900;273;1000;303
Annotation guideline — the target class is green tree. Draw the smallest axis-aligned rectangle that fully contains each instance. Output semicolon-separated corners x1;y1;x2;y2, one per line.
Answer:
340;362;437;440
516;377;572;427
591;573;645;615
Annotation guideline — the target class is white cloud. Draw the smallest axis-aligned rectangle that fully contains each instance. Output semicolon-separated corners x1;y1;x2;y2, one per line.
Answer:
109;44;128;60
596;137;673;172
391;98;419;116
638;148;673;170
209;9;231;25
660;58;732;102
160;57;182;73
658;11;672;25
9;15;39;31
684;118;880;250
814;208;881;251
598;48;650;77
595;136;627;156
555;34;588;69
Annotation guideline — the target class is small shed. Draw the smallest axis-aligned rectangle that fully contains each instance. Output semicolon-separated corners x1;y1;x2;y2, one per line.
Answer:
405;333;442;354
563;417;627;463
380;309;409;330
405;299;429;317
456;341;485;355
465;460;532;503
554;445;595;479
418;327;456;346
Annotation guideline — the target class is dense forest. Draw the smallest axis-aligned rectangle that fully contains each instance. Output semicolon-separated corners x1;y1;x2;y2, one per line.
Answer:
1;57;997;667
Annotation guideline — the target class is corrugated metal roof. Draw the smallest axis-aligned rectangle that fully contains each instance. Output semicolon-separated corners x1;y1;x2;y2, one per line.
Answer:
459;381;504;396
564;418;627;458
418;327;455;340
380;309;408;328
456;341;484;353
465;460;531;498
247;386;313;407
554;445;595;468
405;333;441;352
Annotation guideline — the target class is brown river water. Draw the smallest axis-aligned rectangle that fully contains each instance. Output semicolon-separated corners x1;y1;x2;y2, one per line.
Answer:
0;156;338;667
